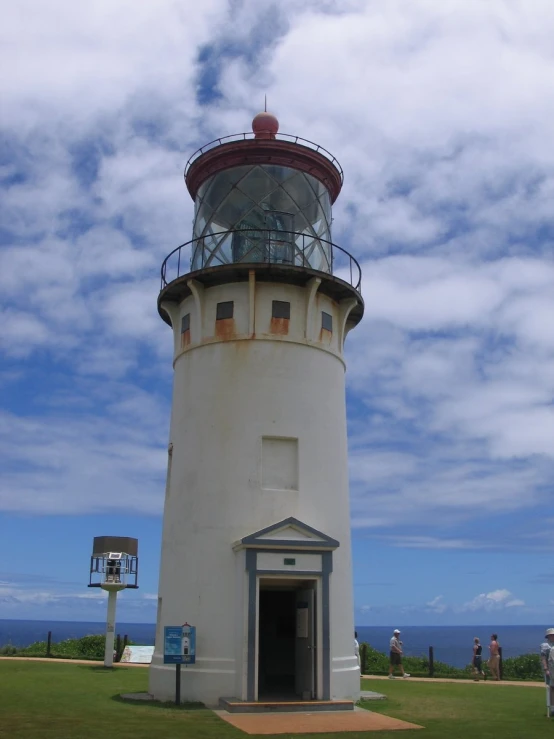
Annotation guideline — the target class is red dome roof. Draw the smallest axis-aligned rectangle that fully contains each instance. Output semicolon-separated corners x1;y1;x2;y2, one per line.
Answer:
252;111;279;139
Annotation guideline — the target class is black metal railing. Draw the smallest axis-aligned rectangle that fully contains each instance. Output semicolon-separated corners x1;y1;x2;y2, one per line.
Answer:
185;132;344;184
160;230;362;293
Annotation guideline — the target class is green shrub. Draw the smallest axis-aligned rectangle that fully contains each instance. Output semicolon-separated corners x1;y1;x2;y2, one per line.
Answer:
0;643;18;656
4;634;132;661
360;644;389;674
501;653;543;681
360;642;469;677
359;643;544;681
72;635;106;660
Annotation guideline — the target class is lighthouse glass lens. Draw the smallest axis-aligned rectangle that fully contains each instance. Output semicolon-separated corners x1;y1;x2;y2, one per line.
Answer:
191;165;332;272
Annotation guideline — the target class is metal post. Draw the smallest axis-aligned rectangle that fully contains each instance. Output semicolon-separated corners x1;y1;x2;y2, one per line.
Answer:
175;663;181;705
429;646;434;677
46;631;52;658
360;643;367;675
104;590;118;667
498;646;503;680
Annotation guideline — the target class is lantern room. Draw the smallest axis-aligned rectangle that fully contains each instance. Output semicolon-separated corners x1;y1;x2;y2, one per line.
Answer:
184;112;343;273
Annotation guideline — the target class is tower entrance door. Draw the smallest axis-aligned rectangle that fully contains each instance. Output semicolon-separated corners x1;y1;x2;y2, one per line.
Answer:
258;578;317;700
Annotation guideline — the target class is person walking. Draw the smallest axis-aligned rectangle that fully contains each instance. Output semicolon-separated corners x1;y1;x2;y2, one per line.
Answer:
472;637;485;681
540;627;554;718
388;629;410;679
354;631;360;670
488;633;501;680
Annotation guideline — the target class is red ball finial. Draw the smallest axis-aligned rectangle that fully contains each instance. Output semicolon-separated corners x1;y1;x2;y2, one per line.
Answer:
252;111;279;139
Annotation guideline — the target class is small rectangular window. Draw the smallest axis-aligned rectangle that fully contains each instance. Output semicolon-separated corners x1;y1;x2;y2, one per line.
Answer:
322;311;333;332
272;300;290;319
216;301;234;320
181;314;190;333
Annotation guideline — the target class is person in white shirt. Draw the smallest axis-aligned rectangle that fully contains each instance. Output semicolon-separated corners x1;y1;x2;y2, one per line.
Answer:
354;631;360;670
540;628;554;718
388;629;410;679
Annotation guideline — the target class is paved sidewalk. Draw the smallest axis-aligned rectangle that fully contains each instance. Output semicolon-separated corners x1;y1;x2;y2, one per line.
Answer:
0;659;543;686
0;656;148;667
363;674;545;688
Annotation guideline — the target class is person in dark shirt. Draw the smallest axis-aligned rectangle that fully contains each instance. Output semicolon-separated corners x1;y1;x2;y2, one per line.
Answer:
472;637;485;681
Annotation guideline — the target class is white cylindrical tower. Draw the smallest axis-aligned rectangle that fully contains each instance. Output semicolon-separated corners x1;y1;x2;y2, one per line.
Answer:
149;112;364;706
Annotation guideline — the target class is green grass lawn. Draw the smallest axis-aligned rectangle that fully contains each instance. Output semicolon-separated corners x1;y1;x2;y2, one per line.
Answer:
0;661;550;739
360;678;549;738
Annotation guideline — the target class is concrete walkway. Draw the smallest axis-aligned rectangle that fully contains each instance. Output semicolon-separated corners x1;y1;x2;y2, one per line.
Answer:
0;656;147;667
363;674;545;688
0;659;544;687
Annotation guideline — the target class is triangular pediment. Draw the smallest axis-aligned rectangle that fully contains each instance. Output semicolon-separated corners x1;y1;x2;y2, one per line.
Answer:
235;517;339;551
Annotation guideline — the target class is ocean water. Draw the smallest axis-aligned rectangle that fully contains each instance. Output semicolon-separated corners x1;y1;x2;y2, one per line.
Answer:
0;620;546;669
356;625;546;668
0;619;156;649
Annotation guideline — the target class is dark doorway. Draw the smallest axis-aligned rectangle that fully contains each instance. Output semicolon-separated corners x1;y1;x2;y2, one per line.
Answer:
258;589;296;699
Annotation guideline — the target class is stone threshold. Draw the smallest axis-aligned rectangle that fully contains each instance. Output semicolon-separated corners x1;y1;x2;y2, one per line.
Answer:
219;697;354;713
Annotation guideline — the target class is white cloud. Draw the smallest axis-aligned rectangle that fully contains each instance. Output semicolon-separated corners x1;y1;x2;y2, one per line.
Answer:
374;536;489;551
0;384;168;515
426;595;447;614
0;0;227;130
0;0;553;561
462;589;526;612
0;585;105;606
0;581;158;625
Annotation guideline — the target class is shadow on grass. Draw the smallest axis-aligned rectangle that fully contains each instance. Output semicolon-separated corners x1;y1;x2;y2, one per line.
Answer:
112;694;206;711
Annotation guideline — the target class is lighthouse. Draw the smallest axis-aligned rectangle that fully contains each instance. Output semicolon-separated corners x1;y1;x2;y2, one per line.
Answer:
149;111;364;706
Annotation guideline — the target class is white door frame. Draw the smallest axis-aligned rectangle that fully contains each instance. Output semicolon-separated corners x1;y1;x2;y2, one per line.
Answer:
254;574;322;701
244;548;332;701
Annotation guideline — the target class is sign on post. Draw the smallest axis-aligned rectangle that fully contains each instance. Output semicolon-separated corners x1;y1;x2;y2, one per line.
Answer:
163;624;196;664
164;623;196;706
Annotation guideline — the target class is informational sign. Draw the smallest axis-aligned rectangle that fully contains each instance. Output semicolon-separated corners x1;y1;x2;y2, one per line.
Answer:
120;645;154;664
164;624;196;664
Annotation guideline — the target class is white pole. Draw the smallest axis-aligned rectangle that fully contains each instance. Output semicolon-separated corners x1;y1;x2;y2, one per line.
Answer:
104;590;118;667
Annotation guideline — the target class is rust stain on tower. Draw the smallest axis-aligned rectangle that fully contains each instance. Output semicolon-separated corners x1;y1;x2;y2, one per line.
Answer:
181;329;191;348
215;318;236;340
270;316;289;335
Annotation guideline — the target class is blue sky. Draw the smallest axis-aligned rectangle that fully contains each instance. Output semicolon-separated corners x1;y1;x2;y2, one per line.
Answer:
1;0;553;627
